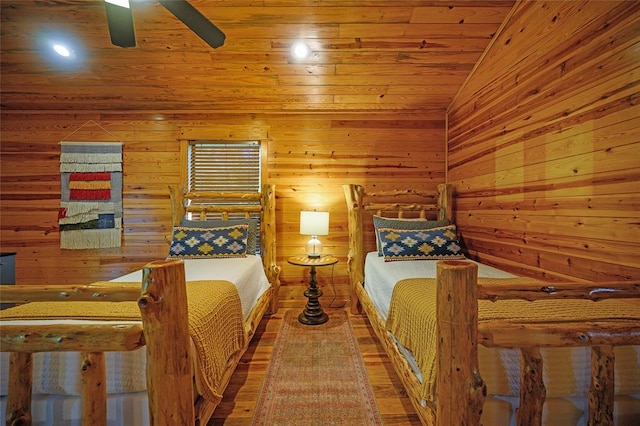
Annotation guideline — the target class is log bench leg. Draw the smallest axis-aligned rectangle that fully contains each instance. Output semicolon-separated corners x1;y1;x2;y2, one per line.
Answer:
6;352;33;426
81;351;107;426
517;347;545;426
589;345;614;426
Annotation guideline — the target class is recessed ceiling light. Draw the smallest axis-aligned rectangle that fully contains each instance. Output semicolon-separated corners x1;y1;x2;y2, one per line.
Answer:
53;43;71;57
37;29;84;70
290;41;311;60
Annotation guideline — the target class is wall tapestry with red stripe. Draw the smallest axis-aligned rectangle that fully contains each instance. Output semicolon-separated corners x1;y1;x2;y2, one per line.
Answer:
59;142;123;249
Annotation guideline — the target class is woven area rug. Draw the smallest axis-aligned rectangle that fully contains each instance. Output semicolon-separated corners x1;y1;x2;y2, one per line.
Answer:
252;310;383;425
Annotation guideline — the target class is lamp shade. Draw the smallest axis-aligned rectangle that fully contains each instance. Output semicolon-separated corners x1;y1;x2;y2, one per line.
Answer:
299;211;329;236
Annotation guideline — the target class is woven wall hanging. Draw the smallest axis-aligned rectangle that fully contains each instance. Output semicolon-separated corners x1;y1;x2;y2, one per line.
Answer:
59;141;123;249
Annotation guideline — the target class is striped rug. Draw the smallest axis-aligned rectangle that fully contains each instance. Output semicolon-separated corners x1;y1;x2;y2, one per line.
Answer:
251;310;383;425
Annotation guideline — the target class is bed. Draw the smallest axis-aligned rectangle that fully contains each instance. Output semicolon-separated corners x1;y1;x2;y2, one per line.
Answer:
343;183;640;426
0;183;280;425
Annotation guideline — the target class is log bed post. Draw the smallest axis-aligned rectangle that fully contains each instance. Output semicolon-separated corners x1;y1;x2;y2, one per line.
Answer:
138;259;194;426
169;185;186;227
261;183;280;314
436;260;485;425
437;183;452;223
342;184;365;314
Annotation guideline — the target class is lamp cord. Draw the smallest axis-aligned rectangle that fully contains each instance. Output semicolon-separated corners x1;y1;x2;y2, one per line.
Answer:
323;256;347;309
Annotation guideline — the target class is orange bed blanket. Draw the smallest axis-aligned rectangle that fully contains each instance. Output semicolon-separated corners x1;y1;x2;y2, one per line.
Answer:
0;280;246;403
386;277;640;403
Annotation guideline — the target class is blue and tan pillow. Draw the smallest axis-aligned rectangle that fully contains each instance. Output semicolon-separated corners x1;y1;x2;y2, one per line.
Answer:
168;225;249;259
180;218;258;255
377;224;465;261
373;215;450;256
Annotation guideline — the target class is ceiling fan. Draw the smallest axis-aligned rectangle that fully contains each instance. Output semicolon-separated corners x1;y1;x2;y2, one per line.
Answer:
104;0;226;49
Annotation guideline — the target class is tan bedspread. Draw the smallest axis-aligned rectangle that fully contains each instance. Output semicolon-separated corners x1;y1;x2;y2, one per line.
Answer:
0;280;246;403
386;277;640;403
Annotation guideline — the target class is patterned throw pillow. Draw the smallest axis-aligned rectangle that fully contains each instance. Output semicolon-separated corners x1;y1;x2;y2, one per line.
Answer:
168;225;249;259
180;218;258;255
373;215;450;256
377;224;465;261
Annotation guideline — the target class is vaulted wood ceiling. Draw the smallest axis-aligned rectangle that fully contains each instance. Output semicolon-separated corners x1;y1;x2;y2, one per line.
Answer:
0;0;515;113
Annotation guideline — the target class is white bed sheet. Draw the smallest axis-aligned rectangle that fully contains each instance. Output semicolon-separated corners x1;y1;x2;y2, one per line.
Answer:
111;255;271;322
364;251;516;321
1;255;270;425
363;252;640;425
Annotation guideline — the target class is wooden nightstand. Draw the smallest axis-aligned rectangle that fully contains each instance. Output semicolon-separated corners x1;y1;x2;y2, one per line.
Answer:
287;254;338;325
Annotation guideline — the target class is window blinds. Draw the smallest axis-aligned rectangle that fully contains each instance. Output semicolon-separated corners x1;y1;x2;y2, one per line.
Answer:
187;141;263;252
188;141;261;192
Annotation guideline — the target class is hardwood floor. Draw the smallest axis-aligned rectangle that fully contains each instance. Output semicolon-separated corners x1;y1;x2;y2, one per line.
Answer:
209;306;421;425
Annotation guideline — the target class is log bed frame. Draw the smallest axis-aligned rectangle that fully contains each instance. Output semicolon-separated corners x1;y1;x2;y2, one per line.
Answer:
343;183;640;426
1;183;280;426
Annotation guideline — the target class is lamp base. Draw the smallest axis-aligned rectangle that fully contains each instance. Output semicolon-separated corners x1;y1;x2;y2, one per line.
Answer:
299;263;328;326
305;236;323;258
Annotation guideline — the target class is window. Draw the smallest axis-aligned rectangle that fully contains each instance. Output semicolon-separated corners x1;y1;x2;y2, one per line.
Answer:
187;140;262;192
182;140;265;252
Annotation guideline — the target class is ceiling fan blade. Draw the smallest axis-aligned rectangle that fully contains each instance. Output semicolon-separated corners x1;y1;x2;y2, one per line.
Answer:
158;0;226;49
104;1;136;48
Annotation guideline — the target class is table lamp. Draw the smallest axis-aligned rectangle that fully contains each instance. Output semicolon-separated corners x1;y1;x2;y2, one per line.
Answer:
300;211;329;258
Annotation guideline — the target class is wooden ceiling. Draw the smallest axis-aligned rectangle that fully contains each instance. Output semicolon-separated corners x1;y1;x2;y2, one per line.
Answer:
0;0;515;113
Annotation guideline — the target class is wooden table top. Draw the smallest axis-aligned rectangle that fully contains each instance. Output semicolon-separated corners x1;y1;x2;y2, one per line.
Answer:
287;254;338;267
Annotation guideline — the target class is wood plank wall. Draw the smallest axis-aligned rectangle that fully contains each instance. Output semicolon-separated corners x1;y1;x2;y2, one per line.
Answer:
447;0;640;281
2;0;637;302
0;112;445;306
